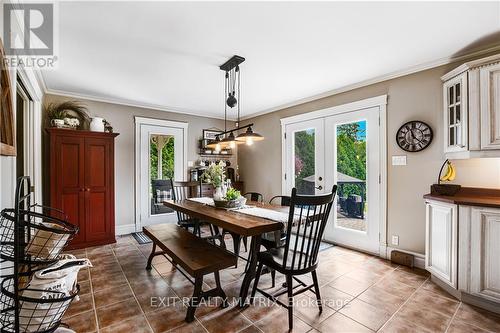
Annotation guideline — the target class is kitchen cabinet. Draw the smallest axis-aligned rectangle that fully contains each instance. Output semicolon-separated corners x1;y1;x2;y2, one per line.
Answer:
425;200;457;288
442;53;500;158
48;128;119;249
424;188;500;313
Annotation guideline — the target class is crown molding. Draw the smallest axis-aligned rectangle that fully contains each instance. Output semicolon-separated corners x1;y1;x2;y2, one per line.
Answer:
44;88;233;121
240;43;500;120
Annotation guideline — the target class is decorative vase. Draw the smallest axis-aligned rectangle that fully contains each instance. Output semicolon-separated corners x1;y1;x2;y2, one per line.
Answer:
90;117;105;132
51;119;65;128
213;186;223;201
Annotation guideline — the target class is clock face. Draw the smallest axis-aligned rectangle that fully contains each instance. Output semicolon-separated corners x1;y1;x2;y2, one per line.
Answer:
396;121;433;152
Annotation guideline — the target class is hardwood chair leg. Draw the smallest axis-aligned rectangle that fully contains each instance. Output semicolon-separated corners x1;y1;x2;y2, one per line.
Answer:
286;274;294;331
186;276;203;323
311;270;323;312
146;243;157;270
250;262;264;304
214;271;228;308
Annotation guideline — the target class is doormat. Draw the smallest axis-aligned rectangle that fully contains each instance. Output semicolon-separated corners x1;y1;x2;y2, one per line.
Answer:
132;232;152;244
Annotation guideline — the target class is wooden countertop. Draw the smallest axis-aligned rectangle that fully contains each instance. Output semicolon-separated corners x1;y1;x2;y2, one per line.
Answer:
424;187;500;208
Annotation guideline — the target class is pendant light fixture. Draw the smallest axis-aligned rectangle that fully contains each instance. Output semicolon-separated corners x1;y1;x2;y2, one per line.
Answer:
206;55;264;150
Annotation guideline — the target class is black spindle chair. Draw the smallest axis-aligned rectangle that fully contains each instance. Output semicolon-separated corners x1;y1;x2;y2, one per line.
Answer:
269;195;291;207
243;192;264;202
170;180;205;236
251;185;337;331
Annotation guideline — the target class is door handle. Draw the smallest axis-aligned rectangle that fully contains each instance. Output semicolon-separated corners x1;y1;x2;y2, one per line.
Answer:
85;188;90;192
315;185;323;190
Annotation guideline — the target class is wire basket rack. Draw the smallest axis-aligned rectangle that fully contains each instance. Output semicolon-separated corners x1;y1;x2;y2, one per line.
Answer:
1;177;81;333
0;277;80;333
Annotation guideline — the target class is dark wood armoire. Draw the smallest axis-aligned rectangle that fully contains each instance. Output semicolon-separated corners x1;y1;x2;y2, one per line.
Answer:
47;128;119;249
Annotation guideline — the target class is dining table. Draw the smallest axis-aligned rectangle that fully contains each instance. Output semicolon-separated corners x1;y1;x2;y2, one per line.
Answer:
163;199;288;306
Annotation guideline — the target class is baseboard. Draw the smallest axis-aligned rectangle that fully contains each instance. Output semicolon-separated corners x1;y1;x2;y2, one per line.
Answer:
116;223;136;236
386;246;425;269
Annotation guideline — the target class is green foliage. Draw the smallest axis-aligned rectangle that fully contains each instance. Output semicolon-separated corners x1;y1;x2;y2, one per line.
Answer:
201;161;226;187
294;130;315;193
337;122;366;199
292;122;366;199
225;188;241;200
150;137;175;180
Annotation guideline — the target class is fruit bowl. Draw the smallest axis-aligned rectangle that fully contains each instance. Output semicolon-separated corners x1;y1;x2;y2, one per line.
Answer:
213;197;246;209
431;184;461;196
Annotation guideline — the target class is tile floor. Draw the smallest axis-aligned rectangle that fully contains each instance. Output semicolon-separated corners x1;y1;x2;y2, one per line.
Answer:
62;234;500;333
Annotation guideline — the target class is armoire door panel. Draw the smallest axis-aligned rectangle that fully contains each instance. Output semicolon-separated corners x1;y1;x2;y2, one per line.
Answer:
87;143;106;187
85;137;112;243
86;191;109;241
59;143;81;188
61;192;85;245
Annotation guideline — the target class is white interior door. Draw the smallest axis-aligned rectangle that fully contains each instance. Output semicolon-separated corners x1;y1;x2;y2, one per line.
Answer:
283;118;325;196
138;123;186;228
323;107;380;253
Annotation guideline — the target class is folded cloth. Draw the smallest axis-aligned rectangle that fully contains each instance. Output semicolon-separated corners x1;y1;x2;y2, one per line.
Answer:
19;255;93;332
187;197;215;206
237;207;291;224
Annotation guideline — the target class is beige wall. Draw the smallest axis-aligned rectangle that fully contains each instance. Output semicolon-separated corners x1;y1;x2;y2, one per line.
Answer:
44;94;231;230
238;58;500;255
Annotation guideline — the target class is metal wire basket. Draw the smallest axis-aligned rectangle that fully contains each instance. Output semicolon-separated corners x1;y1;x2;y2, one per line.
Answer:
0;276;79;333
0;208;78;266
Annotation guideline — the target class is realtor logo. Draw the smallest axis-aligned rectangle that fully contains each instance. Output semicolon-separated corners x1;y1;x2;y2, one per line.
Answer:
3;3;54;56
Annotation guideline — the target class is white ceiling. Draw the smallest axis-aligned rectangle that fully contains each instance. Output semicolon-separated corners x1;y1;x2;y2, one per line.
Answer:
43;1;500;119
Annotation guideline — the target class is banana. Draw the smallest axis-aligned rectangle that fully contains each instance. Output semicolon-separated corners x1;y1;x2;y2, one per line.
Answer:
447;162;456;181
440;161;452;182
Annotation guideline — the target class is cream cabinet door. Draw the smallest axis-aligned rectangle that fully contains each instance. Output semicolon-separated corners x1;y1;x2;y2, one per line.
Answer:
480;62;500;150
470;207;500;303
443;73;468;153
425;200;458;288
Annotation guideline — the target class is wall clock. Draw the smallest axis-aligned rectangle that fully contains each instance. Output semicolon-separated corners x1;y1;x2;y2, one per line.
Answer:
396;121;433;152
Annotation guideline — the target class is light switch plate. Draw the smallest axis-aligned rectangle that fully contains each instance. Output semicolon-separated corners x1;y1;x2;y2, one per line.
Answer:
187;161;194;167
392;235;399;246
392;155;407;166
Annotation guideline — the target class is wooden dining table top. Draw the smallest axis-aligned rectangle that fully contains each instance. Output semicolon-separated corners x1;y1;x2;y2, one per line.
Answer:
163;200;287;237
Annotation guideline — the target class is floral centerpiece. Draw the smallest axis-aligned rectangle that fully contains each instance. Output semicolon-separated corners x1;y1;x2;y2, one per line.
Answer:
201;161;226;200
201;161;246;208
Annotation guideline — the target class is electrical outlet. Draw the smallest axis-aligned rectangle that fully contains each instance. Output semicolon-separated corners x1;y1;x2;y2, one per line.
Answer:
188;161;194;167
392;235;399;246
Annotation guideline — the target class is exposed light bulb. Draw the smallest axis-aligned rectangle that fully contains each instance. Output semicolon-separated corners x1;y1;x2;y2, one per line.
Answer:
215;143;221;152
246;137;254;146
229;141;236;149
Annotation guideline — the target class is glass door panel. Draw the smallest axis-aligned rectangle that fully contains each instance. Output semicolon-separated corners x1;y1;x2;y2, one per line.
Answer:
335;121;367;232
294;129;316;195
284;118;324;196
150;134;175;216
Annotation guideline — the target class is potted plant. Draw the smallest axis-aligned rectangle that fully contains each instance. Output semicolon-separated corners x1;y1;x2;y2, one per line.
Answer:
45;101;90;129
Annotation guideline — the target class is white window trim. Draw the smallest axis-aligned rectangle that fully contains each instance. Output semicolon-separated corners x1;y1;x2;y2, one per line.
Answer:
134;117;188;232
280;94;388;257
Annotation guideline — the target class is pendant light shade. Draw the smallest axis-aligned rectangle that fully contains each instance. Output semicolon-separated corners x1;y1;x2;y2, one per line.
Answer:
235;126;264;146
206;136;227;151
220;131;243;149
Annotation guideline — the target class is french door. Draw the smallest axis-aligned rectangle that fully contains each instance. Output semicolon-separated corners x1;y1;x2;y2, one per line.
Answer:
136;118;187;229
283;107;381;254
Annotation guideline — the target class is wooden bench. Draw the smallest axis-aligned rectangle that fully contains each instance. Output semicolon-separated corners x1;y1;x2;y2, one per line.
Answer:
143;223;237;322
